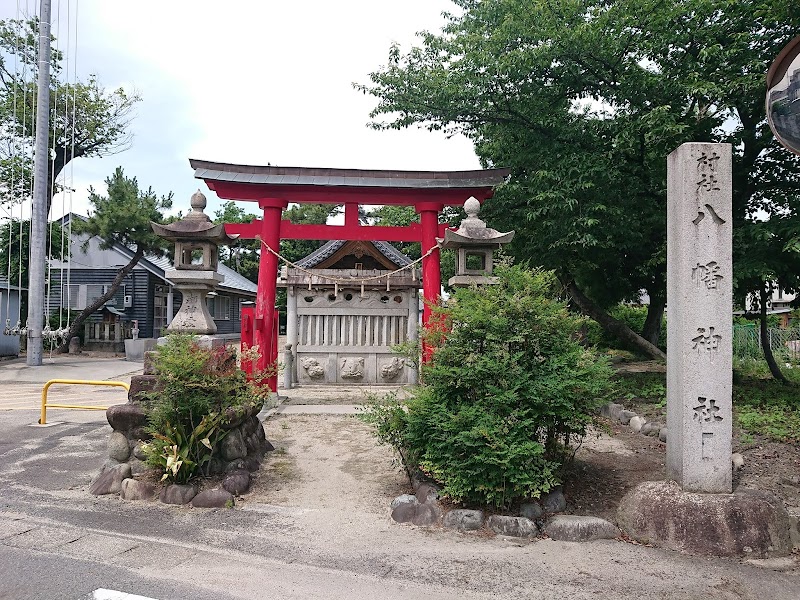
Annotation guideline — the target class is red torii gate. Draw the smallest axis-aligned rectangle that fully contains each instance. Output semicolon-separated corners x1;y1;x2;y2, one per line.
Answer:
191;160;509;387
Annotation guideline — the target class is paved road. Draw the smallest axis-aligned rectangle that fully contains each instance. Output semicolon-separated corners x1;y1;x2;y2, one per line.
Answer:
1;356;800;599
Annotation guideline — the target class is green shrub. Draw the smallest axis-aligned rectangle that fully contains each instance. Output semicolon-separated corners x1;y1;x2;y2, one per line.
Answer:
364;266;614;509
141;334;270;483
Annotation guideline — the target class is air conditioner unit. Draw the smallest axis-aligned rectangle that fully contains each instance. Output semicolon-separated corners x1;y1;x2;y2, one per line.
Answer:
123;295;133;308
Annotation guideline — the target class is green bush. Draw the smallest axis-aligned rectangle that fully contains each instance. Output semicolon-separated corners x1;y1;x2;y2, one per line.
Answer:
141;335;270;483
364;266;614;509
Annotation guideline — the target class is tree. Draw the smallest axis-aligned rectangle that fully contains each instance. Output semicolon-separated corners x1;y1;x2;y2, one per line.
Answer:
0;18;140;211
57;167;172;352
358;0;800;363
214;201;260;283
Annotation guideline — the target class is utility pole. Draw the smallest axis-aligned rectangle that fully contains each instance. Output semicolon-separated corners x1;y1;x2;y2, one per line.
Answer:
27;0;52;366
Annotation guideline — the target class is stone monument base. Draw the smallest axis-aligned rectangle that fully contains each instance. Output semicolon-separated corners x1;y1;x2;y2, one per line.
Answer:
617;480;793;558
124;338;157;362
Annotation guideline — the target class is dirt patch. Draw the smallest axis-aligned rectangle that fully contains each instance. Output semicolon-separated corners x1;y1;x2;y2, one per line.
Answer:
247;413;408;513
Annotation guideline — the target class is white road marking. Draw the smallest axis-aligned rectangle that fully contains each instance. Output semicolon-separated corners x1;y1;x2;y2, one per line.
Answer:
90;589;159;600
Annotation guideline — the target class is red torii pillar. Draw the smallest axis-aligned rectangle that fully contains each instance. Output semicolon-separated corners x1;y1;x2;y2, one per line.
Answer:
417;202;442;332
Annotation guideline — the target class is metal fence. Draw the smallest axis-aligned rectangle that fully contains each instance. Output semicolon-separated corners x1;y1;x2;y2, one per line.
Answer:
733;325;800;362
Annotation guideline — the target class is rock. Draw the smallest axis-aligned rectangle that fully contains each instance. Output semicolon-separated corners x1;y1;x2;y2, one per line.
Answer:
222;469;251;495
68;336;80;354
600;403;623;420
412;502;443;526
544;515;619;542
225;459;246;473
119;478;154;501
245;432;261;453
618;410;637;425
732;453;745;470
629;416;647;433
263;439;275;452
443;509;484;531
208;458;226;475
242;415;260;437
415;483;439;504
658;427;668;443
391;494;418;510
789;515;800;551
617;480;793;558
391;495;418;523
487;515;538;539
191;488;234;508
89;463;131;495
128;458;149;477
128;375;158;405
542;487;567;514
107;431;131;462
160;483;197;505
254;421;267;442
129;426;151;442
640;423;661;437
106;403;147;434
221;407;248;430
132;443;148;461
520;502;543;520
221;429;247;461
241;455;262;472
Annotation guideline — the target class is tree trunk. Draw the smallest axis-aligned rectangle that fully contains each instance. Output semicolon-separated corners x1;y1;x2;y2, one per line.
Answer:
56;245;144;353
641;292;666;348
759;285;788;384
563;278;667;361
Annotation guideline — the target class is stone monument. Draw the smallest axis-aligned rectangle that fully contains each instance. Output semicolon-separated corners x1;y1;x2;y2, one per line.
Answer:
151;190;233;335
617;143;793;558
666;142;732;493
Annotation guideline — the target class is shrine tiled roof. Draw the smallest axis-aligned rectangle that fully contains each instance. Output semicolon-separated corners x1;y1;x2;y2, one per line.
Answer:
295;240;412;269
190;160;510;189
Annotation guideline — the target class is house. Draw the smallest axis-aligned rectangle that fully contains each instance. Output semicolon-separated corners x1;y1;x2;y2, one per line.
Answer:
46;215;257;348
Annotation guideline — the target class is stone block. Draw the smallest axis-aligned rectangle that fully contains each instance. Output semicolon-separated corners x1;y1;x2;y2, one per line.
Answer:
618;480;792;558
415;483;440;504
124;338;157;362
120;478;155;501
89;463;131;496
160;483;197;505
443;509;484;531
600;403;623;420
520;502;543;520
666;143;733;494
191;488;234;508
143;351;158;375
107;431;131;462
618;410;637;425
641;423;661;437
544;515;619;542
659;428;668;443
487;515;538;539
732;453;745;470
128;375;158;405
106;403;147;434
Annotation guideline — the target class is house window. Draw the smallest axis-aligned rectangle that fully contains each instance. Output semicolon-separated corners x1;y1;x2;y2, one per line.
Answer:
66;284;81;310
208;296;230;320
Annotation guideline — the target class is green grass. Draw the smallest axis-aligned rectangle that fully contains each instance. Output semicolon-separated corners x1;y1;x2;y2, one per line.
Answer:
613;366;800;444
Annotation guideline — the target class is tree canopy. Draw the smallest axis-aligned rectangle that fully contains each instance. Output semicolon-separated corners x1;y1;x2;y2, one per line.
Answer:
358;0;800;361
58;167;172;351
0;17;140;211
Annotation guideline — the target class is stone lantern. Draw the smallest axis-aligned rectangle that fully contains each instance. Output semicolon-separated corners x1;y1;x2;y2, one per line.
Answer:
437;197;514;287
151;190;233;335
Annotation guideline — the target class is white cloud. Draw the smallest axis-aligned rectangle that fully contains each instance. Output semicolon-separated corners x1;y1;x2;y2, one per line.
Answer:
0;0;479;220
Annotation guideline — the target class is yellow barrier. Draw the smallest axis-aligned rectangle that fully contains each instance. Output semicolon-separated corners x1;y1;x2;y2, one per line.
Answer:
39;379;130;425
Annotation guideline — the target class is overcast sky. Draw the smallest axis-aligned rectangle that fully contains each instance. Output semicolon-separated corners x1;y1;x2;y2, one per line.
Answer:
3;0;478;220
